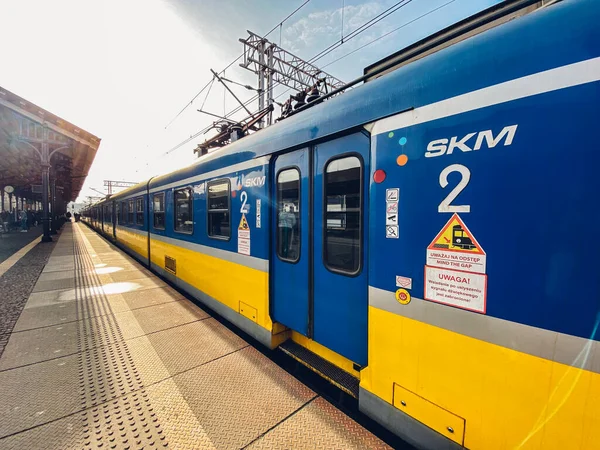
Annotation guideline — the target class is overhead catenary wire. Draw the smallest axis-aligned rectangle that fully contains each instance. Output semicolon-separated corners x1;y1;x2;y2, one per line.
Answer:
322;0;457;69
163;0;311;129
199;77;216;112
163;54;243;129
308;0;414;65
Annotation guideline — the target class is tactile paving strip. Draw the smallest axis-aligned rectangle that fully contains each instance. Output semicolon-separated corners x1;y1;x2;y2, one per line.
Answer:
74;227;169;449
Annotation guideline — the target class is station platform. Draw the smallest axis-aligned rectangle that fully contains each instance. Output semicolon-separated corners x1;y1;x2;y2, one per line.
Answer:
0;223;390;449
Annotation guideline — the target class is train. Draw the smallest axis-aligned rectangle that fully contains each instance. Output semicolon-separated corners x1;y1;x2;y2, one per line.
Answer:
82;0;600;448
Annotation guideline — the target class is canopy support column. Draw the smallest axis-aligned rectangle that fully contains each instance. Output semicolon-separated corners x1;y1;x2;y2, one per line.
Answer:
41;124;52;242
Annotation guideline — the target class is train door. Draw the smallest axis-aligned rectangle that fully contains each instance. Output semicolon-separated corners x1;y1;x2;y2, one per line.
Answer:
312;133;369;366
271;148;310;335
271;132;370;366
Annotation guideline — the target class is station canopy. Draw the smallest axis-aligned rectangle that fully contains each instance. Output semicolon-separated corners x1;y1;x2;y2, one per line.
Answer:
0;86;100;202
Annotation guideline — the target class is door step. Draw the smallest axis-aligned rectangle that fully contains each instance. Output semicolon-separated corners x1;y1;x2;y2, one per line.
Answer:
279;340;359;398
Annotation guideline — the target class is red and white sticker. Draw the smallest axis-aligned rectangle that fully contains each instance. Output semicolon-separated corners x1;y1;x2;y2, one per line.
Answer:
395;276;412;289
424;266;487;313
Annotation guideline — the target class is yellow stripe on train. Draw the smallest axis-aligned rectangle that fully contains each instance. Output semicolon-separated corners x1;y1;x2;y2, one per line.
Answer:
148;236;273;332
362;306;600;449
115;227;148;260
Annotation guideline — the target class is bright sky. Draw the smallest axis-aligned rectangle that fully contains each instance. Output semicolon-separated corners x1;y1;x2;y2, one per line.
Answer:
0;0;499;203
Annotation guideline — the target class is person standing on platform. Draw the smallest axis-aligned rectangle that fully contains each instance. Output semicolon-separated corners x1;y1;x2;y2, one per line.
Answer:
19;210;27;232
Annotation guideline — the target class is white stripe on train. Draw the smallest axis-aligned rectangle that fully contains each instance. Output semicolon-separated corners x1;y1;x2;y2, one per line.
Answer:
372;56;600;135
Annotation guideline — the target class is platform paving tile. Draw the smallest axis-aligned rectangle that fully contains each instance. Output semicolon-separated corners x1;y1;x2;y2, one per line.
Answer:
143;318;248;376
37;269;74;282
31;276;75;292
245;396;392;450
42;262;75;273
0;223;391;449
12;286;186;333
0;320;80;370
31;272;114;293
0;354;81;437
167;346;318;449
108;268;157;283
115;300;210;338
121;286;185;310
12;300;78;332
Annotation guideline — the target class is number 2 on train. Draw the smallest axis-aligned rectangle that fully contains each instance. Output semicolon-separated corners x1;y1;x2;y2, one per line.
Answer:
240;191;248;213
438;164;471;213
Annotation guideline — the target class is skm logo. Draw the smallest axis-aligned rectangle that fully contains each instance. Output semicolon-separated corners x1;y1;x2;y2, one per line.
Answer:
425;125;518;158
243;175;266;188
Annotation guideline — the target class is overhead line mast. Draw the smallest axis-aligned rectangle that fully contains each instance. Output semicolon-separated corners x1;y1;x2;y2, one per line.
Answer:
239;30;345;128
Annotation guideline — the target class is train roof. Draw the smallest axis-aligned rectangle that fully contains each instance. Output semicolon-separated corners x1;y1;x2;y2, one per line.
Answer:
362;0;544;81
117;0;595;194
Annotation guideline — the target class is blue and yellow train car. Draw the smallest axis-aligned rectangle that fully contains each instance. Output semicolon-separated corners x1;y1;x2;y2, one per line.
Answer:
82;1;600;448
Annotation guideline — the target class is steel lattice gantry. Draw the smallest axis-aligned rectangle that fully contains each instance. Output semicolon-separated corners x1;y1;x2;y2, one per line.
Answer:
239;31;346;127
0;86;100;241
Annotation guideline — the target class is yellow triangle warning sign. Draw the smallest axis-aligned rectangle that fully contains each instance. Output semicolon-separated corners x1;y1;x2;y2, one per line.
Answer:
238;213;249;230
427;213;485;254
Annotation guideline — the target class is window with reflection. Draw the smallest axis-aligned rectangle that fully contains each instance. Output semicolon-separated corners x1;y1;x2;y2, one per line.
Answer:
153;193;165;230
128;200;134;224
174;188;193;233
276;168;300;262
135;198;144;225
121;202;127;225
207;180;230;239
105;204;113;224
324;156;362;274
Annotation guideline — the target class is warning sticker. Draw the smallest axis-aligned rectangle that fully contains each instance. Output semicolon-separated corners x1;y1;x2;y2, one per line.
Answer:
238;214;249;230
238;213;250;255
386;213;398;225
385;188;399;239
426;213;486;274
396;275;412;289
256;199;261;229
395;288;411;305
386;188;399;202
424;266;487;313
386;225;398;239
424;214;487;313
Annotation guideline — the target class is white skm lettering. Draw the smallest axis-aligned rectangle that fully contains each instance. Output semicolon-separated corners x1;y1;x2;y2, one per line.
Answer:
425;125;518;158
244;176;266;187
438;274;470;284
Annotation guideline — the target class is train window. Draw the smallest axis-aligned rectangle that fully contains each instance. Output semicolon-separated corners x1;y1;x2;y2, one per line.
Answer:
136;197;144;225
276;168;300;262
153;193;165;230
105;204;112;224
207;180;230;239
121;202;128;225
174;188;193;234
128;200;134;224
323;156;362;275
116;202;121;224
